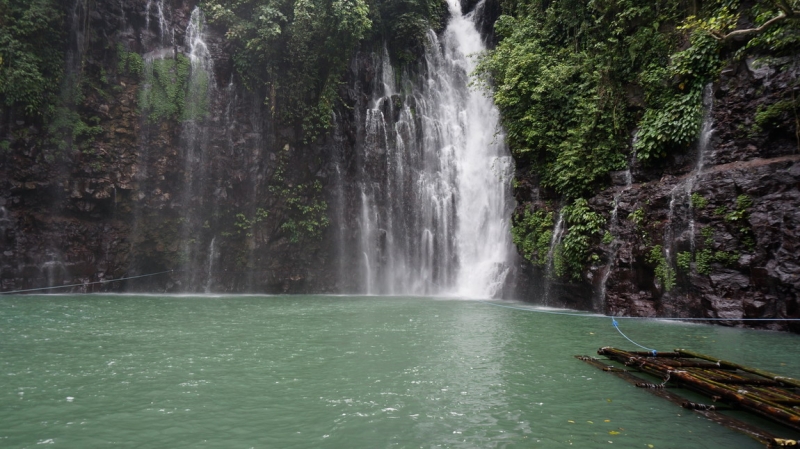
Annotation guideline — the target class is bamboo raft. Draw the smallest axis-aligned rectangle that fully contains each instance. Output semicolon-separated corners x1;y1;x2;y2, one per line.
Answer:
577;347;800;448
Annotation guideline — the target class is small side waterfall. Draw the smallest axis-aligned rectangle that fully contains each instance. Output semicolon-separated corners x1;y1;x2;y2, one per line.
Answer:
597;169;632;311
663;84;714;267
543;209;565;305
178;7;215;289
205;236;217;293
343;0;514;298
145;0;171;46
130;5;238;292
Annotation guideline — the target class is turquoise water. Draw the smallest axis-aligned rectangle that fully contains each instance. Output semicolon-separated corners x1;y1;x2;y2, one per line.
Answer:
1;295;798;448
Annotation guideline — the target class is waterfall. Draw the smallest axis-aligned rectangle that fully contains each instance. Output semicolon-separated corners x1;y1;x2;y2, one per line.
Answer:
543;209;565;305
663;84;714;266
145;0;171;46
178;7;215;290
344;0;514;298
131;6;220;291
597;169;633;311
205;236;217;293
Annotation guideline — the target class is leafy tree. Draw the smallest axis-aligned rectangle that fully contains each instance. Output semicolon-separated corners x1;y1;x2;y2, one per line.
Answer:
0;0;66;117
488;0;800;279
202;0;445;140
477;0;682;198
203;0;373;140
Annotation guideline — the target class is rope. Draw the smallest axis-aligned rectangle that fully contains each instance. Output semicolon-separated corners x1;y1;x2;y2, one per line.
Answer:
477;299;800;356
612;317;657;356
476;299;800;321
477;299;660;353
0;270;174;295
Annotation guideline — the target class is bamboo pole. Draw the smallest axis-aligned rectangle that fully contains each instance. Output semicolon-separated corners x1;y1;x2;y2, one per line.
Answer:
687;370;800;420
576;355;784;447
599;348;800;432
676;349;800;389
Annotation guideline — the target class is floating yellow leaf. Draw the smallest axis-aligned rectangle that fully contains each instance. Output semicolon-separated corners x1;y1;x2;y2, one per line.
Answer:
647;445;654;448
568;420;575;424
604;419;611;422
606;398;612;402
609;430;620;435
587;420;594;424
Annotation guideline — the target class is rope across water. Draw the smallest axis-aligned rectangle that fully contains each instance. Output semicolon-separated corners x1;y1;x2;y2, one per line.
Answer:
0;270;174;295
476;299;800;355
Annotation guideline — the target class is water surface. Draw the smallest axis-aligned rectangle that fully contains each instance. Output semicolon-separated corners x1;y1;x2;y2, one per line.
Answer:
1;295;798;448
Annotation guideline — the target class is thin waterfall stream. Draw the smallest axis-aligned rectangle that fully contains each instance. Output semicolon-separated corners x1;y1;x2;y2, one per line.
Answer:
663;84;715;268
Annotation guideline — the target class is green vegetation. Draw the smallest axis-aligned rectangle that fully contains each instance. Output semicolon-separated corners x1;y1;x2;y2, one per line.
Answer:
674;226;739;276
627;207;646;230
691;192;708;209
139;54;209;123
723;194;756;250
480;0;738;197
701;225;714;245
725;194;753;230
511;208;554;266
555;199;605;280
202;0;444;141
676;250;692;272
488;0;799;281
0;0;65;117
278;181;329;243
647;245;676;291
479;0;799;199
695;248;738;275
0;1;112;160
476;0;686;199
234;208;270;237
117;44;144;78
268;146;330;243
695;248;713;275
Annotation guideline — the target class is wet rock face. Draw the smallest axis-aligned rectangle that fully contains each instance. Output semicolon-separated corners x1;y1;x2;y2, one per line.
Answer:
0;0;338;294
513;56;800;331
509;56;800;331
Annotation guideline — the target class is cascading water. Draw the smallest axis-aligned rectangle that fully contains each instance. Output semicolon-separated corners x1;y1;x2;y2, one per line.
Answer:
597;169;633;311
345;0;515;298
145;0;171;46
542;209;565;305
130;6;223;292
178;7;216;290
205;236;217;293
663;84;714;265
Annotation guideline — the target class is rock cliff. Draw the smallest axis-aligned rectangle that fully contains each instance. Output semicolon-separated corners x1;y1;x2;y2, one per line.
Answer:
515;56;800;332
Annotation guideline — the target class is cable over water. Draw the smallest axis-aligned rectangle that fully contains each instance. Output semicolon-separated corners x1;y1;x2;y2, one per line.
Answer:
0;270;174;295
476;299;800;321
476;299;800;355
612;317;658;355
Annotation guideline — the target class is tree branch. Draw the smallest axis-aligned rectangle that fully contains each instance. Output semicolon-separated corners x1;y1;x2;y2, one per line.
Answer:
711;11;799;43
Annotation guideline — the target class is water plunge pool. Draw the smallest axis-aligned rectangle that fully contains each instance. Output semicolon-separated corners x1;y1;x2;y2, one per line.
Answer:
2;295;798;448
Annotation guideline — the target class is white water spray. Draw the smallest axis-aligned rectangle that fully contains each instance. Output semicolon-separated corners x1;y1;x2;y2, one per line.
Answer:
351;0;514;298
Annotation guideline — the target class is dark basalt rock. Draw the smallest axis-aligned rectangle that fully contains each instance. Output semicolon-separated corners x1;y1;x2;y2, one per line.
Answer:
513;54;800;331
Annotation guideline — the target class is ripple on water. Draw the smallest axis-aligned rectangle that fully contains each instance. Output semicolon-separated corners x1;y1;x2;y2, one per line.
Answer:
0;295;798;448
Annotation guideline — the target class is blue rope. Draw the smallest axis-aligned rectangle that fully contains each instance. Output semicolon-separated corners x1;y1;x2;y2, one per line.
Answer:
612;317;657;356
477;300;660;353
476;299;800;356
